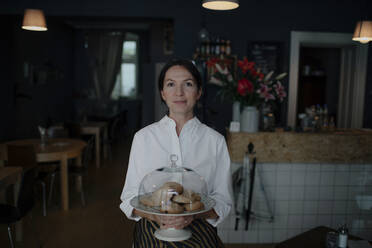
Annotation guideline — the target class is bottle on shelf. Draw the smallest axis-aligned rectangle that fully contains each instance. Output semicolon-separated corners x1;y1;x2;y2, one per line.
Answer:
210;38;215;55
193;47;200;60
226;40;231;55
220;39;225;55
322;104;329;131
200;42;206;58
329;116;336;131
205;40;210;56
215;37;220;55
316;104;323;130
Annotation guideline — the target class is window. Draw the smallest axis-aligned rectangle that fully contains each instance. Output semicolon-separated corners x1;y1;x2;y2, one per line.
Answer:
112;33;139;99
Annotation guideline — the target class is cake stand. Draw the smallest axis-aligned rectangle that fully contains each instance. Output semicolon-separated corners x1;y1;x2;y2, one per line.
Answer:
130;195;215;242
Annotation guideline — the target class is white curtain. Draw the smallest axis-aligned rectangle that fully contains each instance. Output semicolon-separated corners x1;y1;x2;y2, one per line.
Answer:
338;45;368;128
88;31;125;100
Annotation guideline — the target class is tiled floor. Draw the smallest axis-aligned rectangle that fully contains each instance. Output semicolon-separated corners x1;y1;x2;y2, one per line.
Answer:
0;137;275;248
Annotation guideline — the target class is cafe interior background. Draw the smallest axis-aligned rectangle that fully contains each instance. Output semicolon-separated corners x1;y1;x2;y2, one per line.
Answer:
0;0;372;247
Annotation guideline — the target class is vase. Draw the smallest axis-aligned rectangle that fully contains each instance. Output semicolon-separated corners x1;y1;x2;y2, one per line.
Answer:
240;106;259;133
232;101;240;122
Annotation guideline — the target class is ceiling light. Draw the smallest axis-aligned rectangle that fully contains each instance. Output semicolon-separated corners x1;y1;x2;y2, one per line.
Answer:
352;21;372;44
22;9;48;31
202;0;239;10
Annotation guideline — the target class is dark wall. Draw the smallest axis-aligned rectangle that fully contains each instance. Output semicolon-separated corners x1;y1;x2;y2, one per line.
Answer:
0;0;371;140
0;16;16;141
365;46;372;128
0;16;74;140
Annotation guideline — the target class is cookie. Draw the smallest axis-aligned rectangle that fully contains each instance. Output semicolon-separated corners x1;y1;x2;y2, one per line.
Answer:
160;202;184;214
161;182;183;194
184;201;204;212
172;189;201;203
139;195;156;207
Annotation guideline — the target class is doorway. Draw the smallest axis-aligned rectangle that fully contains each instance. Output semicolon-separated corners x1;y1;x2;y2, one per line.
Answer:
297;47;341;124
287;31;369;128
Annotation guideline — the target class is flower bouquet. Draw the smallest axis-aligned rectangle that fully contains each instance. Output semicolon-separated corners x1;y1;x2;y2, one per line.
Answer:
209;57;287;107
208;57;287;132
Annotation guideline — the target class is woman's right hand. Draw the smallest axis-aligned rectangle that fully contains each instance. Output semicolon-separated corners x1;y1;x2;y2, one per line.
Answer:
134;209;195;229
155;215;194;229
153;214;165;228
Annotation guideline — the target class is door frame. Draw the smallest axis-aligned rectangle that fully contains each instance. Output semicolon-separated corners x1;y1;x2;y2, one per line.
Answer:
287;31;368;128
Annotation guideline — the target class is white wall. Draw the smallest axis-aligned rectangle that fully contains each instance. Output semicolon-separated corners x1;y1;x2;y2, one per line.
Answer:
219;163;372;244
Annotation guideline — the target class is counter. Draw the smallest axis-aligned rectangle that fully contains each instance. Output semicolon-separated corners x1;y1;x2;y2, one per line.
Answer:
226;129;372;164
219;129;372;245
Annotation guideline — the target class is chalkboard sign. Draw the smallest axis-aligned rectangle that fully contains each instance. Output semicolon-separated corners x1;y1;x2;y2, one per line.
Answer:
247;42;282;75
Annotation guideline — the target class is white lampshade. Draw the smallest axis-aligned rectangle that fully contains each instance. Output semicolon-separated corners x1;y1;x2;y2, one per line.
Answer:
202;0;239;10
22;9;48;31
352;21;372;44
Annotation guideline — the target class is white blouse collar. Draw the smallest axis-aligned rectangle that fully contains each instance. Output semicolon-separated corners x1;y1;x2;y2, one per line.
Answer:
160;115;200;131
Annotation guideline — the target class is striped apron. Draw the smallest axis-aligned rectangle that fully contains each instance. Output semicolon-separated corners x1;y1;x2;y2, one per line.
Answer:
133;218;225;248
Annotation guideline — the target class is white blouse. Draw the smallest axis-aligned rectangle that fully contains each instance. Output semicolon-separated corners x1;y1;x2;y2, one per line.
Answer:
119;116;233;227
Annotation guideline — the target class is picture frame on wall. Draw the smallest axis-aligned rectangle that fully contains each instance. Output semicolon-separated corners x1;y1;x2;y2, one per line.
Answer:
247;41;282;74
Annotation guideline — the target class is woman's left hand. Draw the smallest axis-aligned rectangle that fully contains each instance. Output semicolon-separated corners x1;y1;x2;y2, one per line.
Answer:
160;215;194;229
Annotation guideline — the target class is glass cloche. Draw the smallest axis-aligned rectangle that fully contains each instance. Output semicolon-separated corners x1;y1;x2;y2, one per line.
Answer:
130;154;215;241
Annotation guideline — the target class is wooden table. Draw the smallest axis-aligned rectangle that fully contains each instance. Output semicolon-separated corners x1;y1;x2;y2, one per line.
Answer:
4;138;86;211
51;121;108;168
80;121;108;168
0;167;23;241
275;226;366;248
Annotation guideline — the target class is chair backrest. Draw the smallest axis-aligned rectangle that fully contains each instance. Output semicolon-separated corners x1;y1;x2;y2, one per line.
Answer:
83;136;95;167
109;117;121;140
17;169;35;218
7;145;37;169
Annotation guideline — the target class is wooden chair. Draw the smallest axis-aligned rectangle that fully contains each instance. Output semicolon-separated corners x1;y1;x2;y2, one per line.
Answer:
103;116;121;160
69;135;95;206
49;136;94;207
2;145;37;248
6;145;37;169
0;169;36;248
6;145;50;217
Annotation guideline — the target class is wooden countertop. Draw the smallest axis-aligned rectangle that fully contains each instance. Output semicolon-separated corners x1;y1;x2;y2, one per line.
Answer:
226;129;372;164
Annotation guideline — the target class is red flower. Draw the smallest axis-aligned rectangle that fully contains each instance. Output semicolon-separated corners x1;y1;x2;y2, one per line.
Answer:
237;78;254;96
250;69;258;77
206;57;219;69
238;58;255;74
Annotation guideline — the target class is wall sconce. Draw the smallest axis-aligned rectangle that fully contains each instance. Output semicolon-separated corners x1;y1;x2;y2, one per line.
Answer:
22;9;48;31
202;0;239;10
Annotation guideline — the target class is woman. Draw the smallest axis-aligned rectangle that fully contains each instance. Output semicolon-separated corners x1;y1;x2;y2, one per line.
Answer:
120;59;233;247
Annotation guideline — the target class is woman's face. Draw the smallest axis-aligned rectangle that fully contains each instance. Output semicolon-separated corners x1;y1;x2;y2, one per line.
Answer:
161;65;201;119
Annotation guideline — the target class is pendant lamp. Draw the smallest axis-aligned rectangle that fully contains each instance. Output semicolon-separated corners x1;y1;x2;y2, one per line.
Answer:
202;0;239;10
352;21;372;43
22;9;48;31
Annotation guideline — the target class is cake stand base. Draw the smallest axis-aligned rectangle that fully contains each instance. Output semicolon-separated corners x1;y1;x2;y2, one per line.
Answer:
154;228;192;242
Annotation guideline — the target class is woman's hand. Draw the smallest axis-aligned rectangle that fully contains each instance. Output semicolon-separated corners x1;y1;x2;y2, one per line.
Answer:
157;215;194;229
133;209;193;229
